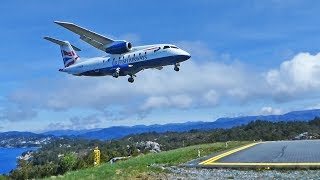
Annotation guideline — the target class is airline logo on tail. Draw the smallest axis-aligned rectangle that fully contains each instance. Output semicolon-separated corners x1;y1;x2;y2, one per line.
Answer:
63;50;75;56
61;50;79;67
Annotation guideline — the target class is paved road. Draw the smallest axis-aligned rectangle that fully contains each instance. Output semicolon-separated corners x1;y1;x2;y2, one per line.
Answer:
218;140;320;163
184;140;320;169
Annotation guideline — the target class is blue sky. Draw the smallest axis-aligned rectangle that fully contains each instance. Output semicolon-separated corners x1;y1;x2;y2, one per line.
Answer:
1;0;320;132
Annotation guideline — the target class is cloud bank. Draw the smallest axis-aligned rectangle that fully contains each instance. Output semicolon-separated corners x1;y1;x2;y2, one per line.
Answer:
2;42;320;129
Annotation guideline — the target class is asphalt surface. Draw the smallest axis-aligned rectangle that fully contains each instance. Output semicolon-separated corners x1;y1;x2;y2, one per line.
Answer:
218;140;320;163
183;140;320;169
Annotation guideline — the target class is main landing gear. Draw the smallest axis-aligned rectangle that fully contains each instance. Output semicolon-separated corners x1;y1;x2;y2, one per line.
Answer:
174;63;180;72
112;67;120;78
128;74;135;83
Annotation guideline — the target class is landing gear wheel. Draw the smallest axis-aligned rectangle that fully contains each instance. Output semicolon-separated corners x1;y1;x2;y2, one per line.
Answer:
112;73;119;78
174;63;180;72
128;77;134;83
113;67;120;78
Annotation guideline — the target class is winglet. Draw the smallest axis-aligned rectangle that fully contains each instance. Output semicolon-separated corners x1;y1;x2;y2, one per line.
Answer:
54;21;74;27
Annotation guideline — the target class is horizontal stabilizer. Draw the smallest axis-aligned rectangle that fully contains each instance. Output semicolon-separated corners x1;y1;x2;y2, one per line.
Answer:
44;36;81;51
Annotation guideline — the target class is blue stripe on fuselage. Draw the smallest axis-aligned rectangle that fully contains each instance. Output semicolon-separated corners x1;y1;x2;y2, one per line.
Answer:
78;55;189;76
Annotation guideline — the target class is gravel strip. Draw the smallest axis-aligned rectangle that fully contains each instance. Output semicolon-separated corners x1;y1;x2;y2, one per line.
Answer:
164;167;320;180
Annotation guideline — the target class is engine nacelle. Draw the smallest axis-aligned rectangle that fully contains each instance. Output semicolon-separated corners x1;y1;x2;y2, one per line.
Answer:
105;41;132;54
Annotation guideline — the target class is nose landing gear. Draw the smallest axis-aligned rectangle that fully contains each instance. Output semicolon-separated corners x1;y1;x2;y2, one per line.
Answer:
174;63;180;72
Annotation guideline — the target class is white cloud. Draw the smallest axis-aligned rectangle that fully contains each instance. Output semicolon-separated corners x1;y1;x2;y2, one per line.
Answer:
119;33;141;45
0;106;37;122
260;106;282;115
8;45;258;119
266;52;320;100
171;94;193;109
4;42;320;124
304;103;320;110
203;90;219;105
141;96;170;110
46;114;102;130
141;94;193;110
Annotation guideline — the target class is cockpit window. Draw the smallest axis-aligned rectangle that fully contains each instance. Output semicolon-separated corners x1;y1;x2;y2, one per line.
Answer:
170;46;178;49
164;46;170;49
154;47;161;52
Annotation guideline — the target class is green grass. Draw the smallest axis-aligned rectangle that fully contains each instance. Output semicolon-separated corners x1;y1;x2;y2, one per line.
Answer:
0;176;8;180
49;141;250;180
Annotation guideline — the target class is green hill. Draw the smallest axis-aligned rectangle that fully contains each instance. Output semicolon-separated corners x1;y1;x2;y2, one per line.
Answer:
47;141;249;180
7;118;320;179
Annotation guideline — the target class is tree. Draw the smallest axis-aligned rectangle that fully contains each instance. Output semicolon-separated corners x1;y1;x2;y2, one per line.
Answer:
59;153;77;173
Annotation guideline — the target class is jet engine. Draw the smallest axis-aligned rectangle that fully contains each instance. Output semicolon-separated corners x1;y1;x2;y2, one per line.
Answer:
105;41;132;54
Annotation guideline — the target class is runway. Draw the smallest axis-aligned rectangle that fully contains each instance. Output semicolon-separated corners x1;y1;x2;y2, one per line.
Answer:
185;140;320;169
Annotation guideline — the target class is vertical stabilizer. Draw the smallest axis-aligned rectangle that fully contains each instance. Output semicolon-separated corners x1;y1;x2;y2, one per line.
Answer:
44;37;81;67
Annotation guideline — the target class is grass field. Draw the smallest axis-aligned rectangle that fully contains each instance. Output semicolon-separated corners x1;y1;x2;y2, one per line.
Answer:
48;141;250;180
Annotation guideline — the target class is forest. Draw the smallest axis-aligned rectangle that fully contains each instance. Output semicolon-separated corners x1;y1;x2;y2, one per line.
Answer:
7;118;320;179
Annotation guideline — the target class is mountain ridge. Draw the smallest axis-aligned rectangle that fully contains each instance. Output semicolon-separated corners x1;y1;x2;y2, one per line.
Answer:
48;109;320;140
2;109;320;141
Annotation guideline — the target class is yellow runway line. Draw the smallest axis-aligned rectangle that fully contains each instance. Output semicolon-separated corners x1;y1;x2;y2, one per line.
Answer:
199;142;320;167
205;162;320;166
199;142;262;165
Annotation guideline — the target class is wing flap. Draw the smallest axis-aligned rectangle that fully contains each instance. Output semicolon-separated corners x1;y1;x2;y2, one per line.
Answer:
80;35;104;50
154;66;163;70
54;21;114;50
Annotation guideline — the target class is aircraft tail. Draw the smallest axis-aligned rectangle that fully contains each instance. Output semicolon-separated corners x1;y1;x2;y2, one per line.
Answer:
44;36;81;67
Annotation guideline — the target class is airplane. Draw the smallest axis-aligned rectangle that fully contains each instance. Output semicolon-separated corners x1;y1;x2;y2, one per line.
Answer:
44;21;191;83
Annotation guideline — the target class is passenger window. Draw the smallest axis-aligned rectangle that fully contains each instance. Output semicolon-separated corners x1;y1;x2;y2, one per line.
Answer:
164;46;170;49
123;56;124;59
145;52;147;54
119;57;121;60
128;55;130;58
133;54;135;57
139;53;141;56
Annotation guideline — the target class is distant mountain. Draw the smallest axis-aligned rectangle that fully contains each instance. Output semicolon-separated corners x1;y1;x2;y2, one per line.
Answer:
0;131;40;136
4;109;320;142
79;122;210;140
0;131;58;148
214;109;320;127
77;109;320;140
42;128;102;136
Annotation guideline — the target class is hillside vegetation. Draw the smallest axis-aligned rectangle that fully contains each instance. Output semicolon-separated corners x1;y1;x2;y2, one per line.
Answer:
6;118;320;179
49;141;249;180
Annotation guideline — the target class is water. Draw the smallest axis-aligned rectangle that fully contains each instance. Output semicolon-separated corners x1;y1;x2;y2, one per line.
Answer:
0;147;38;175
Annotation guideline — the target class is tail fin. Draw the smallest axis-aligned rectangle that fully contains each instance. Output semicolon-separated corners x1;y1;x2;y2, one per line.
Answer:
44;36;81;67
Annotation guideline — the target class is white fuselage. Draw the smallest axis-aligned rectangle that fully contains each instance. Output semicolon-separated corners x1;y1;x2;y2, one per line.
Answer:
60;44;191;77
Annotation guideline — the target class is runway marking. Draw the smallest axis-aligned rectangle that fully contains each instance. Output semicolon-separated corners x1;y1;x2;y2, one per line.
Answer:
199;142;320;167
204;162;320;166
199;142;262;165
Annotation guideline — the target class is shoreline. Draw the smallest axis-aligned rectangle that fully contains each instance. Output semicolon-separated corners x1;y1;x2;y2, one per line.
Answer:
0;146;41;149
0;147;40;175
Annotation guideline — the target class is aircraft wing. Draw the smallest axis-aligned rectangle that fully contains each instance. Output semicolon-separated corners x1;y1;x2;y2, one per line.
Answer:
54;21;114;51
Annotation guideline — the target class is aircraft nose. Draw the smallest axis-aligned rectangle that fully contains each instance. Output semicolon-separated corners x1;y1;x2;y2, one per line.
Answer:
182;51;191;60
185;53;191;59
180;49;191;60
